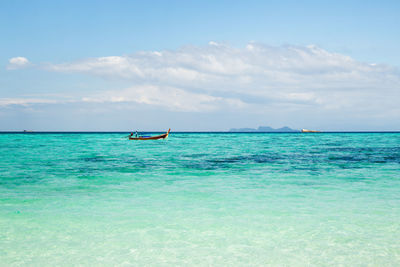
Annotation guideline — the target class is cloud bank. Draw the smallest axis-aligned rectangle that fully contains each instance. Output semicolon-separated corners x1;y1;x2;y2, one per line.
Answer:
4;42;400;130
45;43;399;112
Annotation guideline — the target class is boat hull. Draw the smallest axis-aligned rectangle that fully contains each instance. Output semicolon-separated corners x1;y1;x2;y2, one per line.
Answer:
129;129;170;140
301;129;321;133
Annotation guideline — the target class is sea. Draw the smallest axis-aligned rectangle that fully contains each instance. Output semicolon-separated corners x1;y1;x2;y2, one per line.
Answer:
0;132;399;266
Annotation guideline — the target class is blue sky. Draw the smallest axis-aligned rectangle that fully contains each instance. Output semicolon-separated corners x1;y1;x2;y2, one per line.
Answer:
1;0;399;131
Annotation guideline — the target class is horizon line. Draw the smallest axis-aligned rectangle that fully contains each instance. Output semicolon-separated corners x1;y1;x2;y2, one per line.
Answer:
1;131;400;134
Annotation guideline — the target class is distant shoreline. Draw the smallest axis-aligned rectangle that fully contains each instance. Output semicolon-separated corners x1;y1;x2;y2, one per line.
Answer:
1;131;400;134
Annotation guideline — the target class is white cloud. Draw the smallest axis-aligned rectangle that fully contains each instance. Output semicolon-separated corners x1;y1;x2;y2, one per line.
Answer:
45;43;399;114
0;98;58;106
7;57;30;70
81;85;245;112
6;43;400;127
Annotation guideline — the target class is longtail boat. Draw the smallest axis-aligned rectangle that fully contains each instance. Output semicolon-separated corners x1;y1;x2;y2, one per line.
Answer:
301;129;321;133
129;129;171;140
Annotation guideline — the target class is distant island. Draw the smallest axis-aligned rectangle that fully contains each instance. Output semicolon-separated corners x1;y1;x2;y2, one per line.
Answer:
229;126;300;132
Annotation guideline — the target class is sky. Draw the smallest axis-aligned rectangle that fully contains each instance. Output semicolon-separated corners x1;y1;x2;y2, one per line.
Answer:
1;0;399;131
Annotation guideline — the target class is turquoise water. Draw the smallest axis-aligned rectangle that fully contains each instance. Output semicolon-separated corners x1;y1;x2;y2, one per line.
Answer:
1;133;399;266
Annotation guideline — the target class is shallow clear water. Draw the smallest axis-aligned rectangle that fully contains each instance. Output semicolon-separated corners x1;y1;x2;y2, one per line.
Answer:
1;133;399;266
